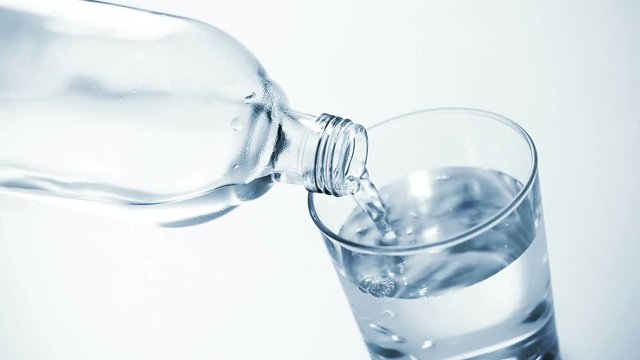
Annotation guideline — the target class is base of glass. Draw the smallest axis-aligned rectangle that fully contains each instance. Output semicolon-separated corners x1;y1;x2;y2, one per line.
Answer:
366;316;560;360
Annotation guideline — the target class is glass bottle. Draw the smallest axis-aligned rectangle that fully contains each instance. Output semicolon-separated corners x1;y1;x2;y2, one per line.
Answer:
0;0;368;227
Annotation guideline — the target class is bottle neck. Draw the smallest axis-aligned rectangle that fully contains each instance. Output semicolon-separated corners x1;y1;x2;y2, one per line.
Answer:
272;110;368;196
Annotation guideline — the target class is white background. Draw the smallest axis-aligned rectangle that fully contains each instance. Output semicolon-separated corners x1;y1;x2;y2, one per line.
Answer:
1;1;639;359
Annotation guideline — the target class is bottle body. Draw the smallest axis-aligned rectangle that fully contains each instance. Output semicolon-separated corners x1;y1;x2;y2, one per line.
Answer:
0;1;367;226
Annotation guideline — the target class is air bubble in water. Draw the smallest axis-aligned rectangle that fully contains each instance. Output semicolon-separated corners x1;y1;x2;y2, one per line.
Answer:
358;278;373;294
230;117;243;131
369;323;394;336
421;340;434;349
243;92;256;103
369;323;406;343
344;175;361;195
380;310;396;318
390;334;406;343
358;276;396;298
394;262;406;275
232;164;239;169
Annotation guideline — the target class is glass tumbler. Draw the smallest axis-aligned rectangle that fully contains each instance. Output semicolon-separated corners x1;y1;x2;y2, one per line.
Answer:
308;108;559;359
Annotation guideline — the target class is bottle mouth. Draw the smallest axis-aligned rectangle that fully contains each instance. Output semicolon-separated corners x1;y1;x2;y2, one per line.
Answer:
312;114;368;196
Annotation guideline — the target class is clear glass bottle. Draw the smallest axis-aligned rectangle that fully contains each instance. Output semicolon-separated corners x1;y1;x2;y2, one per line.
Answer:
0;0;368;227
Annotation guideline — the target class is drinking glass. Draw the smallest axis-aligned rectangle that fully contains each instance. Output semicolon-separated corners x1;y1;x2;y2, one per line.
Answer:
308;108;560;359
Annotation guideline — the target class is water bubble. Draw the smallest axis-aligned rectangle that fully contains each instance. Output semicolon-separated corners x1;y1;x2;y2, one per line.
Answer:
358;278;373;294
243;92;257;103
421;340;434;350
369;323;394;336
390;334;406;343
408;355;420;360
369;323;406;343
230;117;243;131
344;175;361;195
232;164;239;169
394;262;406;274
418;286;429;297
358;276;396;298
380;310;396;318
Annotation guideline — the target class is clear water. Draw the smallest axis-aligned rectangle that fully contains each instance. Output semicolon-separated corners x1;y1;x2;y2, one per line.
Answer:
0;168;275;228
1;2;370;228
349;172;398;244
335;167;558;359
0;2;285;227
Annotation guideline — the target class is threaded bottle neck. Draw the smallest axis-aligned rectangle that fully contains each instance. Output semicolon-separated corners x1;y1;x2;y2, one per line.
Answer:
271;110;368;196
308;113;368;196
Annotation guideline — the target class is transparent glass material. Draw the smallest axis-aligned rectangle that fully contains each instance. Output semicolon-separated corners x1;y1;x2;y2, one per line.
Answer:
309;109;560;359
0;0;366;227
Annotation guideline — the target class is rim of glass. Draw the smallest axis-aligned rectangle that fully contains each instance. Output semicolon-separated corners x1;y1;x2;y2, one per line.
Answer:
307;107;539;255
